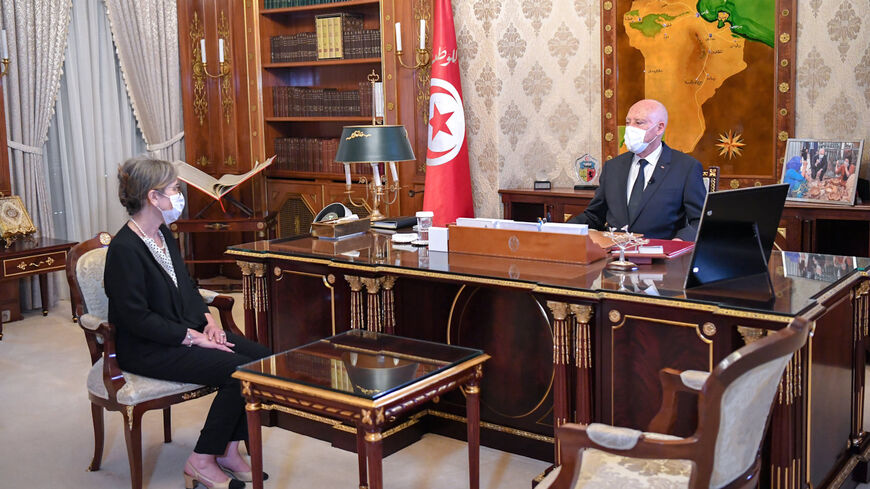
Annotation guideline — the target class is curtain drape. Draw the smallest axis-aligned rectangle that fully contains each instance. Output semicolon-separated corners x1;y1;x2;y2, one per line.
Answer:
104;0;184;162
2;0;72;308
43;0;147;250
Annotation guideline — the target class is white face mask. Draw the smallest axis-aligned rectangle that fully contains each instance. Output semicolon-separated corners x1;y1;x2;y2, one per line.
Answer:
157;192;185;224
624;125;651;154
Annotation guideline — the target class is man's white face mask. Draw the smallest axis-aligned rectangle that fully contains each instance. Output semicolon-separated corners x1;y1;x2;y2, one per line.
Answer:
624;125;652;154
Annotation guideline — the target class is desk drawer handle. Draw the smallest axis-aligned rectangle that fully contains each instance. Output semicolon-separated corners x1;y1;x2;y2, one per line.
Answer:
204;223;230;231
16;256;55;270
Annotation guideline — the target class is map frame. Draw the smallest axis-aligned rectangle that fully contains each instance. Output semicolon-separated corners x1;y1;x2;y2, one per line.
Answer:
600;0;797;190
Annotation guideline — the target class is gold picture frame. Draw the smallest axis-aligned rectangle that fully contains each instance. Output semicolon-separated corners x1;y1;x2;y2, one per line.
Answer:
0;195;37;245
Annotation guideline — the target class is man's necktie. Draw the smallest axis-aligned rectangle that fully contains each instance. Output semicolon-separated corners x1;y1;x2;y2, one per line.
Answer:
627;159;648;222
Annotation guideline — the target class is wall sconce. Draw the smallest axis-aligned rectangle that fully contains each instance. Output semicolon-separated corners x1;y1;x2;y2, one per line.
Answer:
394;20;430;70
196;38;229;78
0;30;9;78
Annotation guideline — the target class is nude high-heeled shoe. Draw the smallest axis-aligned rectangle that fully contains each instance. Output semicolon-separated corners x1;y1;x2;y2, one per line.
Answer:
216;461;269;483
184;461;246;489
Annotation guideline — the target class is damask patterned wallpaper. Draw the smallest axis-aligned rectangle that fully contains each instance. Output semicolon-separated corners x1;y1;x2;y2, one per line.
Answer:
451;0;870;218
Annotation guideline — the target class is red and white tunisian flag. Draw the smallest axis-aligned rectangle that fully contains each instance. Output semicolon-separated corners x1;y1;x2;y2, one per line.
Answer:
423;0;474;227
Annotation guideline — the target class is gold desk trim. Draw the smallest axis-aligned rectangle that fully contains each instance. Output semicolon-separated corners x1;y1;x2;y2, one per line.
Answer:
427;409;555;444
224;249;796;322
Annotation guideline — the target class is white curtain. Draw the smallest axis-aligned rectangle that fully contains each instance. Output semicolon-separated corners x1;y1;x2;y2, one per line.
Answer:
104;0;184;161
2;0;72;308
43;0;147;248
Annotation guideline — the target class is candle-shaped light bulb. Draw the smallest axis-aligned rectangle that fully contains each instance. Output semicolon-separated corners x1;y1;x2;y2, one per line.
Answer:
200;38;206;64
419;20;426;50
389;162;399;182
218;39;225;63
394;22;402;52
344;163;352;186
371;163;382;187
1;30;7;60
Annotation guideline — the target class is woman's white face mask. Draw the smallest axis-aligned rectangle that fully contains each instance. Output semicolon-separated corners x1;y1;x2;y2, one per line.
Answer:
156;191;185;224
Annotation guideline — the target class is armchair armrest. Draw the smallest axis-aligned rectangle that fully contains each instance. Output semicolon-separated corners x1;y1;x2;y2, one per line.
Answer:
78;316;127;404
548;423;699;489
647;367;707;434
198;288;243;337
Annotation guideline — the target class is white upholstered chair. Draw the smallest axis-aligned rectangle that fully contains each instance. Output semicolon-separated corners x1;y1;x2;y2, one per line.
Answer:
65;232;243;489
537;317;810;489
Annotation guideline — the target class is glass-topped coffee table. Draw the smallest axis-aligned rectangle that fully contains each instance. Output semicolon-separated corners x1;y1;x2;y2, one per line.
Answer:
233;330;490;489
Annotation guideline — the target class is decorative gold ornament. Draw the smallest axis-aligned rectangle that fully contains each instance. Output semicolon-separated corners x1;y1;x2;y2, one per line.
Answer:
702;322;717;336
605;68;612;75
779;33;790;43
778;131;789;141
778;82;789;93
781;59;789;67
782;9;789;16
604;1;612;10
730;179;740;189
605;112;612;119
608;309;621;323
779;108;788;116
604;45;613;55
715;130;746;159
604;89;613;98
605;132;614;142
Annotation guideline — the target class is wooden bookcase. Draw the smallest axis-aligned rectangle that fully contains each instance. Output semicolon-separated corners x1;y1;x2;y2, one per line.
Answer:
248;0;402;218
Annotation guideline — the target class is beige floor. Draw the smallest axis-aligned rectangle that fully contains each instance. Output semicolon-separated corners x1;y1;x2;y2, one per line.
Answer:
0;300;549;489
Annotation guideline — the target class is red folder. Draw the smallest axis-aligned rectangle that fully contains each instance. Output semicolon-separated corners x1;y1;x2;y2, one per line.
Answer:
610;238;695;263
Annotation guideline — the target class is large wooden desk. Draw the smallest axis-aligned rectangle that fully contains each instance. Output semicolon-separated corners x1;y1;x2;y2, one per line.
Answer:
500;186;870;257
228;234;870;489
0;237;76;339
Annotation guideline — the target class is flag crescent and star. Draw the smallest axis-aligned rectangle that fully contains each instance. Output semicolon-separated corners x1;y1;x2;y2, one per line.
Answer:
423;0;474;227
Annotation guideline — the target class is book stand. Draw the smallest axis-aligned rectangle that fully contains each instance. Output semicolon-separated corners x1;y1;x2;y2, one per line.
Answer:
193;195;254;219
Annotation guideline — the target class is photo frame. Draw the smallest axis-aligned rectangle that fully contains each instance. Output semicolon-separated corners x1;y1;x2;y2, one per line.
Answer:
780;138;864;205
0;195;37;244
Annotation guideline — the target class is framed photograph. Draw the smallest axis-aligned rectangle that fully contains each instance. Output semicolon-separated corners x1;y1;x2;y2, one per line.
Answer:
0;195;37;242
780;139;864;205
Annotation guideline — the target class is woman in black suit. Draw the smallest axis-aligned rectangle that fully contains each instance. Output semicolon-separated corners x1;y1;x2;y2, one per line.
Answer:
105;157;271;489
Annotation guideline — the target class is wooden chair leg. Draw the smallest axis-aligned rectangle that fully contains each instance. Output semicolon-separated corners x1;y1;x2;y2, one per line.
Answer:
163;407;172;443
88;403;105;471
122;407;144;489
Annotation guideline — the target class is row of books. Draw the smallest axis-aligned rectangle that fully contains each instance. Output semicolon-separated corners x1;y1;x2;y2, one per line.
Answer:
272;84;372;117
270;28;380;63
315;14;363;59
273;137;376;175
264;0;352;9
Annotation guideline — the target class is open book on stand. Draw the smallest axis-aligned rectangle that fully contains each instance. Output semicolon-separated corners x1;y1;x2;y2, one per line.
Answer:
174;155;276;201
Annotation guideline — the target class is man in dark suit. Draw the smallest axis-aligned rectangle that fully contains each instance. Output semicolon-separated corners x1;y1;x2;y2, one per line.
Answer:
810;147;828;181
568;99;706;240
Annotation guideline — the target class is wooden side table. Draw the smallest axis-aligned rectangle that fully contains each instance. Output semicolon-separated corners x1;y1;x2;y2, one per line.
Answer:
234;330;490;489
0;237;77;340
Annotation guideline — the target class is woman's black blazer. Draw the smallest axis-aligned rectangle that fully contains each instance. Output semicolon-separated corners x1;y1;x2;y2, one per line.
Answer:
104;223;209;362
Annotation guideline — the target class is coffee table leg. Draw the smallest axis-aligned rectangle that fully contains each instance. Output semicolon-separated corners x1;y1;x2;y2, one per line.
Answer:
357;427;368;489
245;401;264;489
465;380;481;489
364;428;383;489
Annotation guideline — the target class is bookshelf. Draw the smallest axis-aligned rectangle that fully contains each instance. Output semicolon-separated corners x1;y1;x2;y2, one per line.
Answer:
244;0;404;219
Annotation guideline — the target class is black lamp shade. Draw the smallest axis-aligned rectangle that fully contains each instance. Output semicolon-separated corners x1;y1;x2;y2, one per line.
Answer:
335;125;416;163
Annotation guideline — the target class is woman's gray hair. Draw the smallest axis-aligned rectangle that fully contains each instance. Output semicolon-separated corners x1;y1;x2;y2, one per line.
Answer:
117;156;177;216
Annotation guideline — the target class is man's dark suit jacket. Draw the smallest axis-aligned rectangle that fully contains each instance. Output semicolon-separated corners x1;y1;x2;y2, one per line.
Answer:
568;143;706;240
105;223;209;367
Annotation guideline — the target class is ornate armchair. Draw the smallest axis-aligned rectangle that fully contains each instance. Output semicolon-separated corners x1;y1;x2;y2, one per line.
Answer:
537;317;810;489
65;232;243;489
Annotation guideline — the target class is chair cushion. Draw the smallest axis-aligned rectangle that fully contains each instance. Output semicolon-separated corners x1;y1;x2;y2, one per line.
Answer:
538;434;691;489
87;358;209;405
679;370;709;391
